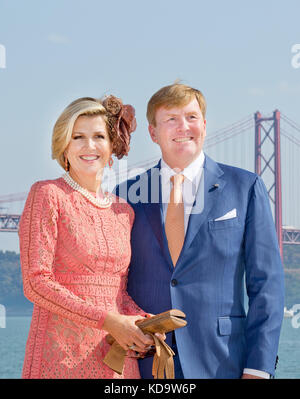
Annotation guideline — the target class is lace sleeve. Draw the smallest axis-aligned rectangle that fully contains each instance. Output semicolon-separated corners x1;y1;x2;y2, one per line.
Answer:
121;206;148;317
122;282;148;317
19;182;107;329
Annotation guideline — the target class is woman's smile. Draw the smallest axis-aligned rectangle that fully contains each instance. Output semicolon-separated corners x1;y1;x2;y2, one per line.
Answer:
79;155;100;162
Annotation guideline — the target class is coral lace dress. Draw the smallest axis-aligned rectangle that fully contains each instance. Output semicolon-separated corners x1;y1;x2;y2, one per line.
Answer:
19;177;146;379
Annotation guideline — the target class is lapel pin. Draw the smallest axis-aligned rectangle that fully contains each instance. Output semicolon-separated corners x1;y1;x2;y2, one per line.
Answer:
209;183;219;192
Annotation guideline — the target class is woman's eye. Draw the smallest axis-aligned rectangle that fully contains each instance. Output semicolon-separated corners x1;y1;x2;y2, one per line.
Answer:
73;136;82;140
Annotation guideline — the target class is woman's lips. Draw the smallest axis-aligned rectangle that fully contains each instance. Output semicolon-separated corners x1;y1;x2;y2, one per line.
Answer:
79;155;100;161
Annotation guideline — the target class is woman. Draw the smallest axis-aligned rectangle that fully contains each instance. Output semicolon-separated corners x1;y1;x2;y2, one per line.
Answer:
19;95;154;379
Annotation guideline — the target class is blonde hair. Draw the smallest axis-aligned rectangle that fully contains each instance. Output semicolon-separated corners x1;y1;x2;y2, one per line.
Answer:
147;83;207;126
52;97;108;170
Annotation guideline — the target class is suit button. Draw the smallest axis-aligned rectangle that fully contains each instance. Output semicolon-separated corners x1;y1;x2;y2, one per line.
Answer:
171;279;178;287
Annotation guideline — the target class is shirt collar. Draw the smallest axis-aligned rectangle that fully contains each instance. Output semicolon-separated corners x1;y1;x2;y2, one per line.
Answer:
160;151;205;185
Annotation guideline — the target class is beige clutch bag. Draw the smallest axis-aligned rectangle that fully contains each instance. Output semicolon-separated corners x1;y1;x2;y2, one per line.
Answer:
135;308;186;334
103;309;187;378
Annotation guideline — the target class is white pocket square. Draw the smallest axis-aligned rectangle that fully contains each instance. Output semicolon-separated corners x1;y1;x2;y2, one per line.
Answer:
214;209;237;221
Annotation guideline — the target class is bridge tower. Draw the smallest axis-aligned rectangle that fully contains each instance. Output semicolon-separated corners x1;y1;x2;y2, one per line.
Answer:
255;110;282;258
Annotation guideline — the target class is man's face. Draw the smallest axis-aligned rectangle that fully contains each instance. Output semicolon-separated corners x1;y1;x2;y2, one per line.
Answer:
149;97;206;170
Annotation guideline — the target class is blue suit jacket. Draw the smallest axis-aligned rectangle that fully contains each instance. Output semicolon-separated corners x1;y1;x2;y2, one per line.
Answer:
115;155;284;379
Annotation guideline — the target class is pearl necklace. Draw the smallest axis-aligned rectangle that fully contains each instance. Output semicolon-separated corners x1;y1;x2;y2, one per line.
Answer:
63;173;112;209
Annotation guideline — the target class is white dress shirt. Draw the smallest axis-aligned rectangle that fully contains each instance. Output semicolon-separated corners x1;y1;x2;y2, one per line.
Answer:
160;151;270;379
161;151;205;232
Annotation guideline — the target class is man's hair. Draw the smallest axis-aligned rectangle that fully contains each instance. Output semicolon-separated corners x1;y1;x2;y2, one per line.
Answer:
147;83;207;126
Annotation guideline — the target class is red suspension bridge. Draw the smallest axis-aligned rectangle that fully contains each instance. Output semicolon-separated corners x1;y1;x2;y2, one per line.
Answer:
1;110;300;260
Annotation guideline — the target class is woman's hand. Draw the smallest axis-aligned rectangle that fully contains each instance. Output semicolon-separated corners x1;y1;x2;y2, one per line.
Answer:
143;313;166;341
143;313;166;342
102;312;154;352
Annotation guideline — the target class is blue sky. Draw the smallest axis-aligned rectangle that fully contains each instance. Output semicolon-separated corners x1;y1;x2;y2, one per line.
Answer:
0;0;300;251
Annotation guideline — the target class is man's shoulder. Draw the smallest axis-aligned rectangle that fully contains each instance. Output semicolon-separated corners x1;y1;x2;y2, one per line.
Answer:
215;160;258;186
115;165;157;192
114;164;162;206
217;161;257;177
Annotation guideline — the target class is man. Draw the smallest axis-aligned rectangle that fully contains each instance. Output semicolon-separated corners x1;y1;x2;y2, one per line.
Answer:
116;83;284;379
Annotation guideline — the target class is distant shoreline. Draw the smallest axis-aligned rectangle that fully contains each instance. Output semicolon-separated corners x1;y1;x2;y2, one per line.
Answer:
4;308;33;317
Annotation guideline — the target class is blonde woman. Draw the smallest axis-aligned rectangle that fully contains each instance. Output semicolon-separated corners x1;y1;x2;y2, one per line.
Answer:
19;96;154;379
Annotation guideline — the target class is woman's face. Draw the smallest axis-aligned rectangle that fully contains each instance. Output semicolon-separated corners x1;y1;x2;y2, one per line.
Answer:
65;114;112;180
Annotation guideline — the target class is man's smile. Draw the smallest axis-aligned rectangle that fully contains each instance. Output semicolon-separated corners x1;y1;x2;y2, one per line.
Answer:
173;137;193;143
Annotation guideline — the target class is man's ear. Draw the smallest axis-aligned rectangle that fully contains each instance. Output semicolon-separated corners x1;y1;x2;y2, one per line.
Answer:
148;124;158;143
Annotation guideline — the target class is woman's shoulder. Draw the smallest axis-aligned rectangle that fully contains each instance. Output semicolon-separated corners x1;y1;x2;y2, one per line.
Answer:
110;193;131;207
110;193;134;217
28;177;67;200
20;178;67;224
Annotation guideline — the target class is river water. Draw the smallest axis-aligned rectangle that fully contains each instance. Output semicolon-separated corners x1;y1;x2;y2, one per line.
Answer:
0;316;299;378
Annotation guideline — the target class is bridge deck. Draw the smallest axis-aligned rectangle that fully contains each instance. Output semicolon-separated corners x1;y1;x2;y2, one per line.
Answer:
1;214;300;244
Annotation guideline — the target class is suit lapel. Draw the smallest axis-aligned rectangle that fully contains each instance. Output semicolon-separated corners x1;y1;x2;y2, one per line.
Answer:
181;155;226;255
141;156;226;268
141;162;170;261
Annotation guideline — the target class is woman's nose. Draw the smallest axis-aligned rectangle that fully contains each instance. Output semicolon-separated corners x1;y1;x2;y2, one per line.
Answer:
86;138;96;148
